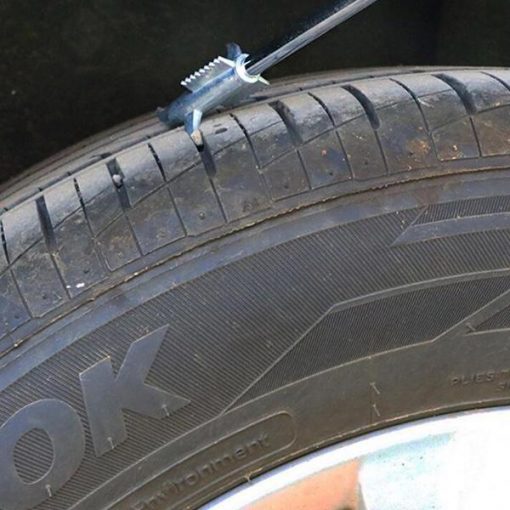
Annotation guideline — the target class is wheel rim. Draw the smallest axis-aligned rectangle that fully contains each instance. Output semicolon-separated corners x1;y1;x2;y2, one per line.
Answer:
203;407;510;509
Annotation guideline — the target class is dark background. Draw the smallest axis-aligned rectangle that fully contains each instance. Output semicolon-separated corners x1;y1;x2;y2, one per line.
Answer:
1;0;509;184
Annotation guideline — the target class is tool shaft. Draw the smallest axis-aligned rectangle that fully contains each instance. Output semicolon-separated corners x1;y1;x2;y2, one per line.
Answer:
247;0;379;76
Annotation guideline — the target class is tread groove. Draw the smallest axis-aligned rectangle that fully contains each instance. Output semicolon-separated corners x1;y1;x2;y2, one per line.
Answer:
35;196;57;255
73;178;112;271
342;84;389;175
35;195;72;300
146;141;187;233
9;269;33;321
73;179;94;237
0;220;9;266
434;73;477;115
197;140;217;179
230;113;261;168
105;158;145;255
470;117;484;156
296;150;312;190
307;92;335;126
342;85;381;129
106;158;131;210
482;71;510;93
147;143;168;182
269;101;303;145
188;133;228;222
390;78;429;129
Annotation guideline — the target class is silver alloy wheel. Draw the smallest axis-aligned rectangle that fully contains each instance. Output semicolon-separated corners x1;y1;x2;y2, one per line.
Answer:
204;407;510;510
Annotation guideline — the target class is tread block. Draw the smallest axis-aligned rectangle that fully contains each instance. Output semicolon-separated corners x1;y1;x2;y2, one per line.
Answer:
486;70;510;91
11;241;68;317
311;86;368;126
394;74;452;97
395;75;468;129
441;71;510;112
338;118;386;181
234;105;295;166
261;152;309;200
433;119;480;161
350;79;410;108
351;80;435;171
234;104;283;133
377;101;436;172
170;166;225;236
76;164;123;234
149;131;202;181
396;74;480;161
312;86;387;180
210;139;271;221
274;95;333;142
97;216;141;271
2;201;43;263
116;145;165;206
0;271;30;337
474;107;510;156
44;180;82;227
300;131;351;188
128;188;184;254
53;210;107;297
201;116;246;154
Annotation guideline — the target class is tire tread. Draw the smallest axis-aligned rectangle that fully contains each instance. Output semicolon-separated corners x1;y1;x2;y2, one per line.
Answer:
3;68;510;354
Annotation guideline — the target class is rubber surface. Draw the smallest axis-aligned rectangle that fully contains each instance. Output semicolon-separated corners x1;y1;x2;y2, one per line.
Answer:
3;68;510;509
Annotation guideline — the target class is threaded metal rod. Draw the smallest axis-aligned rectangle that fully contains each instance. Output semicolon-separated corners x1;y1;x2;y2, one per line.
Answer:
247;0;380;77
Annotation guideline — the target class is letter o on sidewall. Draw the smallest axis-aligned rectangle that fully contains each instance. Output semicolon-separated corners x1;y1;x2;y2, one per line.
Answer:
0;399;85;510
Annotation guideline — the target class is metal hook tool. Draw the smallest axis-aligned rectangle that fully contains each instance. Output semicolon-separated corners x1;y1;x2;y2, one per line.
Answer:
157;0;381;143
